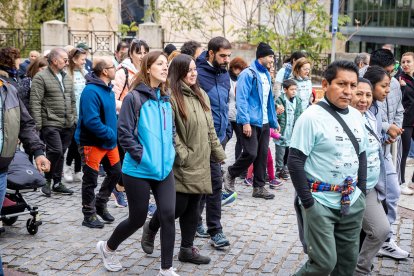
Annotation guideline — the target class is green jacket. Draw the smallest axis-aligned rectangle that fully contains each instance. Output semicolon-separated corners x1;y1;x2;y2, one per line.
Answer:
30;67;76;130
276;93;303;133
172;82;226;194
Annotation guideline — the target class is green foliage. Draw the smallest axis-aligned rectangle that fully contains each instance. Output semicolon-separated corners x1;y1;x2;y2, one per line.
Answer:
119;21;139;37
71;7;106;16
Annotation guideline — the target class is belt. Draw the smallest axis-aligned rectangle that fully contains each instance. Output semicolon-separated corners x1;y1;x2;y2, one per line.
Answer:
307;176;357;216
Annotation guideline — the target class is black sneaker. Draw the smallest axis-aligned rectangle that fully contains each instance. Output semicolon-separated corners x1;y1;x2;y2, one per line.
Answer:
178;246;211;264
41;180;52;197
279;169;290;180
141;222;157;254
52;182;74;195
96;207;115;222
252;186;275;200
82;215;104;228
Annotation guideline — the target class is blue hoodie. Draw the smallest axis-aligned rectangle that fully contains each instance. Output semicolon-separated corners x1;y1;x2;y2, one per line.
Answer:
118;83;175;181
236;60;278;129
75;73;117;149
196;51;231;142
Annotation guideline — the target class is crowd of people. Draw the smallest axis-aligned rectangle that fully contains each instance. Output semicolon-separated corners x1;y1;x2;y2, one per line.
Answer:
0;35;413;276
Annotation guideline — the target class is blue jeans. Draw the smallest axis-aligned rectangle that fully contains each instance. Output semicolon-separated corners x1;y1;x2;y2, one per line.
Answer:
0;171;7;276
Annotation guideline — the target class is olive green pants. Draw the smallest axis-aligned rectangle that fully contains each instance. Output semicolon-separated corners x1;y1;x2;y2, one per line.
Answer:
295;194;366;276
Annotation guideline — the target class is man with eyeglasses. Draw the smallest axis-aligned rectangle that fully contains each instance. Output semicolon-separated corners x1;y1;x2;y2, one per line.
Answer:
30;48;76;197
195;36;235;249
75;57;121;228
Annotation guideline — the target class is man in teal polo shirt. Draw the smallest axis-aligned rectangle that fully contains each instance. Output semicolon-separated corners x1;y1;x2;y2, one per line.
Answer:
288;60;367;276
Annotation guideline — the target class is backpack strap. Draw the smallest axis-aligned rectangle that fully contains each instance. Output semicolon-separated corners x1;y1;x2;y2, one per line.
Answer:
118;67;129;101
317;101;360;156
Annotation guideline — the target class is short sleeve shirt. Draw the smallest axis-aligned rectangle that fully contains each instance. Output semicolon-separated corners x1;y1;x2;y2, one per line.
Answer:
290;100;366;209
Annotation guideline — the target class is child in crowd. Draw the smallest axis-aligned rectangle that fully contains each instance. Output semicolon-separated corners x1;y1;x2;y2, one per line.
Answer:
244;129;283;189
275;79;303;179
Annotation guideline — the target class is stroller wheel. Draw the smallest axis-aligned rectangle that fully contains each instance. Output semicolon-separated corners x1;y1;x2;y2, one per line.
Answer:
2;216;18;226
26;219;39;235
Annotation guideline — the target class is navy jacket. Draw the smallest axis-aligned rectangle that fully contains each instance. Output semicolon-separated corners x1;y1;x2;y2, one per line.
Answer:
196;51;231;142
75;73;117;149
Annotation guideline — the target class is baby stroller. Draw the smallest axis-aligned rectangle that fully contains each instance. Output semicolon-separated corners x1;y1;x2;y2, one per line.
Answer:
1;150;44;235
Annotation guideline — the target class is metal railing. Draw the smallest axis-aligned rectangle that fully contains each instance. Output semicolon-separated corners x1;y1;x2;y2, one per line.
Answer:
0;28;41;57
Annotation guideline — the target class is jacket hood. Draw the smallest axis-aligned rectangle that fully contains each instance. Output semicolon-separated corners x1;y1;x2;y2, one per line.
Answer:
85;72;113;90
196;51;228;75
181;81;196;97
118;58;138;74
134;82;170;102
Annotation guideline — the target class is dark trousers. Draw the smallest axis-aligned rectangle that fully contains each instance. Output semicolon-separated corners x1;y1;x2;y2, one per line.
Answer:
400;126;414;183
42;126;74;184
117;140;125;186
79;146;121;217
198;161;223;236
231;121;243;159
66;136;81;172
228;124;270;188
108;172;176;269
150;192;201;249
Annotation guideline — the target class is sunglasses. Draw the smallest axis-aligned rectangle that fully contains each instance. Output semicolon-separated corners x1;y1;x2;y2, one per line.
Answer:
72;48;87;57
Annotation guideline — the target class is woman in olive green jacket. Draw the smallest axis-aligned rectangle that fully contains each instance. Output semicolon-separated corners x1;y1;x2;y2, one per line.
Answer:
142;54;226;266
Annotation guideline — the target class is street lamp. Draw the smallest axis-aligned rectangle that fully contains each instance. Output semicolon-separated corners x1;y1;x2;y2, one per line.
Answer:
331;0;339;63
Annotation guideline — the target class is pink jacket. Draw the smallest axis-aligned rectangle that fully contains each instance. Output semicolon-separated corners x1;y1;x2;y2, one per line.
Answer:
113;58;138;112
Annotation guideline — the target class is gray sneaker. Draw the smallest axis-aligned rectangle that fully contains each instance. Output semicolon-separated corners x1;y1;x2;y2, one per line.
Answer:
96;240;122;272
52;182;74;195
252;186;275;200
223;171;235;192
41;180;52;197
141;222;157;254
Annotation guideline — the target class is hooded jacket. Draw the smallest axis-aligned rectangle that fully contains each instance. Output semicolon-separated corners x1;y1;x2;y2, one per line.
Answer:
236;60;278;129
113;58;138;112
0;78;45;173
75;73;117;149
118;83;175;181
172;82;226;194
196;51;231;143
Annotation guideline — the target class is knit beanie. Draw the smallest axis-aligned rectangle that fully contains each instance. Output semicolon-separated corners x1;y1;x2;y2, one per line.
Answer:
256;42;274;59
164;44;177;56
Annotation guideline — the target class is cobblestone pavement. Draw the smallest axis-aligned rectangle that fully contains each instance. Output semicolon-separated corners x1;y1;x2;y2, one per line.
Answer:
1;138;413;275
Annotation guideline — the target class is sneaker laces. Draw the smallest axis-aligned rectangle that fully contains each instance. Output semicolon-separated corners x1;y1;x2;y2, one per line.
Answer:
103;247;121;266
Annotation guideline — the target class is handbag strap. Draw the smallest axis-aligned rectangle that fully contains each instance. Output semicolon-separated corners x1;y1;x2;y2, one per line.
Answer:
317;101;360;156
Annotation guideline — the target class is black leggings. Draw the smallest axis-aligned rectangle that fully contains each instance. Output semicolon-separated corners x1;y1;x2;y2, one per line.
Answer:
400;126;414;184
66;136;81;172
107;172;176;269
150;193;201;249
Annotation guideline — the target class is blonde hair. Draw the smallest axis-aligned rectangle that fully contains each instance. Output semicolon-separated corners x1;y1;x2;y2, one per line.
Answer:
292;57;311;78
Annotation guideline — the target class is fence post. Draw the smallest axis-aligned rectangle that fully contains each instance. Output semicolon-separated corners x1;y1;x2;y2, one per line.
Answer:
41;20;68;53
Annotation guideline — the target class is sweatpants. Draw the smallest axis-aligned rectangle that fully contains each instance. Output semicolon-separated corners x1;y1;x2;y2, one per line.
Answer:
107;172;175;269
355;189;390;275
79;146;121;217
295;194;365;276
42;126;74;184
150;192;201;248
228;124;270;188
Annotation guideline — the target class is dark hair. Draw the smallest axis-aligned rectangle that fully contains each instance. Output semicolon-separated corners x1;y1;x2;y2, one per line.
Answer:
128;39;150;58
0;47;21;69
26;57;48;78
168;54;209;121
68;48;87;76
363;66;390;88
131;51;168;95
282;79;297;89
323;60;359;84
92;58;110;77
116;41;129;52
357;77;373;91
207;36;231;53
369;49;395;67
229;57;248;72
181;40;202;58
289;51;307;63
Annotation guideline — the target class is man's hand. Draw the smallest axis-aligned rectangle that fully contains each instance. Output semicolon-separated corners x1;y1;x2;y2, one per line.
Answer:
276;104;285;115
387;124;403;139
35;155;51;173
243;124;252;137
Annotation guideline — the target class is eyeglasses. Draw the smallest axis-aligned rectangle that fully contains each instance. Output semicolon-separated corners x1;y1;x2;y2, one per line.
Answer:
63;58;69;63
73;48;87;56
132;38;146;45
105;65;115;70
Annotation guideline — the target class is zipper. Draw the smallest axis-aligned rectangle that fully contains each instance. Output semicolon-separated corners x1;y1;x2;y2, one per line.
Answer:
50;68;68;125
0;87;5;156
159;100;165;178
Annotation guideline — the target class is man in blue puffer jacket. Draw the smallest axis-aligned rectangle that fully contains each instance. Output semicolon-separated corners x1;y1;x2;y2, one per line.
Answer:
195;37;234;249
224;42;279;200
75;58;121;229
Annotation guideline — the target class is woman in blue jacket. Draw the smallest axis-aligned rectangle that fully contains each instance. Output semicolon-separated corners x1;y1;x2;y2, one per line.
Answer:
96;51;178;276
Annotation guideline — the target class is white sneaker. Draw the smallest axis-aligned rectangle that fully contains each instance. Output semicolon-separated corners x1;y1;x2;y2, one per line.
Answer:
408;182;414;189
378;239;410;259
96;240;123;272
400;184;414;195
63;167;73;183
158;267;180;276
73;172;83;182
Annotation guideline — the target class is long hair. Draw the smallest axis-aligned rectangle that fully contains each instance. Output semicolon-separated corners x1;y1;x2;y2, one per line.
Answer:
130;51;168;95
168;54;209;121
68;48;87;76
